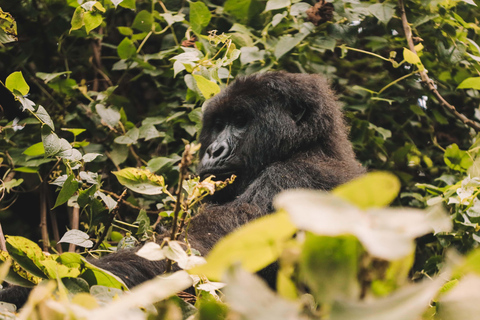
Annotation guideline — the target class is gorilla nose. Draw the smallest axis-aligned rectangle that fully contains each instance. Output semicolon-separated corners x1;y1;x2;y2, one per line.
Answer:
206;140;230;161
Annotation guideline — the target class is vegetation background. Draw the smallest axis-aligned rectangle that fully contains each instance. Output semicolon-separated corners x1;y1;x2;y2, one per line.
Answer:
1;0;480;318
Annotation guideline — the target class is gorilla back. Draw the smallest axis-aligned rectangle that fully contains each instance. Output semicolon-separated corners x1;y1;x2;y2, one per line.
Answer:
0;72;365;307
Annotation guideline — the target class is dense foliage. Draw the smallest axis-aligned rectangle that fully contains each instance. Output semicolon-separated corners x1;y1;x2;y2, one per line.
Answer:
1;0;480;318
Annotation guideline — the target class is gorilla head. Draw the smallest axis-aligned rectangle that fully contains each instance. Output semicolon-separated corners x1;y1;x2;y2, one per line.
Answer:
197;72;359;204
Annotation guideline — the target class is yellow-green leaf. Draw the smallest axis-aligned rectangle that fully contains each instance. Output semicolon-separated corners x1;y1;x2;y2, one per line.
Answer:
403;48;424;71
332;172;400;209
193;74;220;99
457;77;480;90
113;168;165;195
5;71;30;96
189;211;296;280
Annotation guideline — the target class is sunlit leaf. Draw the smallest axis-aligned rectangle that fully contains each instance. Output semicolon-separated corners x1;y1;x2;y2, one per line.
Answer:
193;74;220;99
5;71;29;96
457;77;480;90
113;168;165;195
189;211;296;280
189;1;211;34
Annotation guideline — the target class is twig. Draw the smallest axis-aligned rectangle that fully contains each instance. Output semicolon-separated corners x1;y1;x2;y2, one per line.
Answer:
69;207;80;252
166;145;192;272
398;0;480;132
0;222;6;251
46;190;62;253
101;189;160;214
91;189;127;251
39;183;50;251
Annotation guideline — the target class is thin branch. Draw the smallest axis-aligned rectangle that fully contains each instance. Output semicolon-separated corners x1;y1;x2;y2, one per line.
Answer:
69;207;80;252
398;0;480;132
39;183;50;251
101;189;160;214
0;222;6;251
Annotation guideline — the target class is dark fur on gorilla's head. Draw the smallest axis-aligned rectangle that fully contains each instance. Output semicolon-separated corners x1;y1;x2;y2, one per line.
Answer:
198;72;361;204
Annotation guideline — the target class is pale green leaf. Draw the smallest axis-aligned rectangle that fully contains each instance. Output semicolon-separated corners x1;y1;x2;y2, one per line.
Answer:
84;11;102;34
132;10;153;32
265;0;290;11
189;1;211;34
95;104;120;127
23;142;45;157
117;37;136;60
403;48;424;71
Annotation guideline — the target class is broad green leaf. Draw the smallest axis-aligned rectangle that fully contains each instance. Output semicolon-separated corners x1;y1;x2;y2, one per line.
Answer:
53;174;79;209
0;252;39;287
403;48;425;71
146;156;178;173
132;10;153;32
138;124;163;141
5;71;29;96
84;11;103;34
368;3;396;24
189;1;211;34
193;74;220;99
58;230;94;248
36;71;71;84
330;275;446;320
62;128;86;137
70;6;85;31
117;26;133;36
95;104;120;127
457;77;480;90
117;37;136;60
332;172;401;209
39;259;81;279
5;236;48;279
23;142;45;156
35;105;54;130
57;253;128;290
114;127;139;144
274;32;309;59
224;0;253;23
189;211;296;280
444;143;473;172
41;126;61;157
265;0;290;11
113;168;165;195
300;234;361;303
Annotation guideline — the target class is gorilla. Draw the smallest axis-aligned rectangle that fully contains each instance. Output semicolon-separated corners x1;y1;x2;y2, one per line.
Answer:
0;72;365;307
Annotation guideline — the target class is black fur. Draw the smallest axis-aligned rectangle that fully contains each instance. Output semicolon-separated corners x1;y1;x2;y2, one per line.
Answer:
0;72;364;307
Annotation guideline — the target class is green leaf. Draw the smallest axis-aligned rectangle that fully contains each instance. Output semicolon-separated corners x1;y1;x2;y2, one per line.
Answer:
41;126;61;157
23;142;45;157
117;26;133;36
189;1;211;34
146;156;178;173
5;236;48;279
62;128;86;138
35;105;54;130
193;74;220;99
457;77;480;90
132;10;153;32
265;0;290;11
36;71;72;84
444;143;473;172
403;48;424;71
84;11;103;34
5;71;30;96
95;104;120;127
332;172;401;209
119;0;135;9
70;6;85;31
368;3;396;25
224;0;253;23
189;211;296;280
53;175;79;209
274;32;309;59
114;127;139;144
117;37;136;60
113;168;165;195
300;234;361;303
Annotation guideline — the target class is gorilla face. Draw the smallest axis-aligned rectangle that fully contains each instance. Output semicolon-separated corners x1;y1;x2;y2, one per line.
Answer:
196;72;334;203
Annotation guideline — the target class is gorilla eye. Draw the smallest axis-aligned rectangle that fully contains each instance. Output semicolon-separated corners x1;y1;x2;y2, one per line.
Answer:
233;114;248;128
